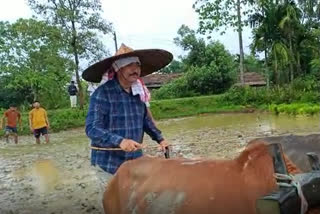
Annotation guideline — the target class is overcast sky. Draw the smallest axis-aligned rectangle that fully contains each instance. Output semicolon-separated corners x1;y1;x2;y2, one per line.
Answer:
0;0;253;59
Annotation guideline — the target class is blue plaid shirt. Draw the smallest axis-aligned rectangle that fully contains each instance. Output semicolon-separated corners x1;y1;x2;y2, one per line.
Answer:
85;78;163;174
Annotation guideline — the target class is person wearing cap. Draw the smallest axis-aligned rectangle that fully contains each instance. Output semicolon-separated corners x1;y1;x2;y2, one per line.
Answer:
83;44;173;176
29;101;50;144
0;104;22;144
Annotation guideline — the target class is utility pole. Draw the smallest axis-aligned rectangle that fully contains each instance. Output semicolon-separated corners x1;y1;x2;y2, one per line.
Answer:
113;31;118;52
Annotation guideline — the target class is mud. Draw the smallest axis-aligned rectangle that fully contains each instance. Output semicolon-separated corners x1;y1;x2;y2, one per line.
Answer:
0;113;319;214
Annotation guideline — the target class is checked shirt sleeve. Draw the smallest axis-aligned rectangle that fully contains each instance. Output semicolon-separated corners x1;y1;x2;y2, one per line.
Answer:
85;90;123;148
143;106;164;143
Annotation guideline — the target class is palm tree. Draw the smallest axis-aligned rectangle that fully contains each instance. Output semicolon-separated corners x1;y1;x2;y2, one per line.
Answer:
250;0;290;84
279;2;304;82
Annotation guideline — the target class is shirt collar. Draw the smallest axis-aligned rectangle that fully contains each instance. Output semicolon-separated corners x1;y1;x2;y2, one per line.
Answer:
113;77;137;95
113;77;125;93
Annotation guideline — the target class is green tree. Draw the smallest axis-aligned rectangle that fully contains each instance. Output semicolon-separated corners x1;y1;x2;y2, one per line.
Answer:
27;0;112;109
193;0;254;85
279;3;302;81
154;37;237;99
174;25;207;68
160;60;184;73
249;0;320;85
0;77;33;109
0;19;73;108
174;25;237;70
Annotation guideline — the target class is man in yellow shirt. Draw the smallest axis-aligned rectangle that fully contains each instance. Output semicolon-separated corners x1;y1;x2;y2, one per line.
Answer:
29;101;50;144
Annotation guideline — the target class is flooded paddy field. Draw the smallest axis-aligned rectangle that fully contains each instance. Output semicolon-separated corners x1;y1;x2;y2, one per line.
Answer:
0;113;319;214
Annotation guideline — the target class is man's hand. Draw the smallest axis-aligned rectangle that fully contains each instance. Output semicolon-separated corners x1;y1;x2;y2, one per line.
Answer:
159;140;169;152
119;139;143;152
47;124;50;129
30;127;34;133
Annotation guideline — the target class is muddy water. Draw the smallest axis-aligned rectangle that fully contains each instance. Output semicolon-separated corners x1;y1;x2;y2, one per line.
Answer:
0;113;319;214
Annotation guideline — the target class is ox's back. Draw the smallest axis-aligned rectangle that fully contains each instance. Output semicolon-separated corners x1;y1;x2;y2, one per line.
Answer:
103;142;277;214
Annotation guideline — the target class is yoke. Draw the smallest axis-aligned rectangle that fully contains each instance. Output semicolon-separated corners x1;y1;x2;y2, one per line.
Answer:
256;143;320;214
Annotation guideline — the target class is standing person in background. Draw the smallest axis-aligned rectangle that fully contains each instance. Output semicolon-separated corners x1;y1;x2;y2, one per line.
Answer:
29;101;50;144
68;80;78;108
0;104;22;144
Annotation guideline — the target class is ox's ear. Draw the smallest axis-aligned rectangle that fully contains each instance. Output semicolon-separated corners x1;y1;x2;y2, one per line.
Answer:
267;143;288;175
307;152;320;171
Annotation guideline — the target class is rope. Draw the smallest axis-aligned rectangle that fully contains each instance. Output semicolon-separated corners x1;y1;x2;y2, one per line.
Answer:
90;141;232;151
89;144;183;151
274;173;308;214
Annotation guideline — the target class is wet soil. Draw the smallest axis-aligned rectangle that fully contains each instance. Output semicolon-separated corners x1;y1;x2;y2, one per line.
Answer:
0;113;319;214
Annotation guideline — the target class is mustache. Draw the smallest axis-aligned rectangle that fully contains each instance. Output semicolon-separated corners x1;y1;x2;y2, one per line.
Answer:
129;72;139;76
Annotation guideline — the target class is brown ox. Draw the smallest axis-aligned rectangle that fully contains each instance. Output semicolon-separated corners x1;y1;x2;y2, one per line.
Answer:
103;141;318;214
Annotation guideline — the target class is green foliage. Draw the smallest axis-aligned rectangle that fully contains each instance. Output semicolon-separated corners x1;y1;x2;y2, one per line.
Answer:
174;25;237;70
186;65;235;94
220;76;320;106
0;19;73;109
249;0;320;85
155;27;238;100
0;108;87;137
27;0;113;108
152;77;199;100
150;95;244;119
47;108;87;131
193;0;253;35
160;60;185;73
269;103;320;116
153;64;236;100
174;25;207;68
153;40;237;100
310;58;320;76
27;0;112;64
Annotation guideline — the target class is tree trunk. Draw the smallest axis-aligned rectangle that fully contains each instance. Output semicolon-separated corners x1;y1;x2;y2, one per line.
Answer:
237;0;245;85
265;50;270;89
71;20;84;109
274;53;280;85
296;51;302;75
264;36;270;89
289;35;294;82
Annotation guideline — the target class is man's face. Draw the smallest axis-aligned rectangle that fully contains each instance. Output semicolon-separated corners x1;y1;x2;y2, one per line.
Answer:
33;102;40;108
118;63;141;84
10;107;16;111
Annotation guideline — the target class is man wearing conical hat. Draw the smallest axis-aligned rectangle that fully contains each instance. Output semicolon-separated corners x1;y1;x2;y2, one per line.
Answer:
83;44;173;176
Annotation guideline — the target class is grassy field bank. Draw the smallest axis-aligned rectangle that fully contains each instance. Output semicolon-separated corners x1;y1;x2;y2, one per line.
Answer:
0;95;318;136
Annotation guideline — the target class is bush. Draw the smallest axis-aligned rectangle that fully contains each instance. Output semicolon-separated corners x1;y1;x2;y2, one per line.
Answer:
269;103;320;115
220;80;320;106
152;77;199;100
186;65;235;95
153;64;236;100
